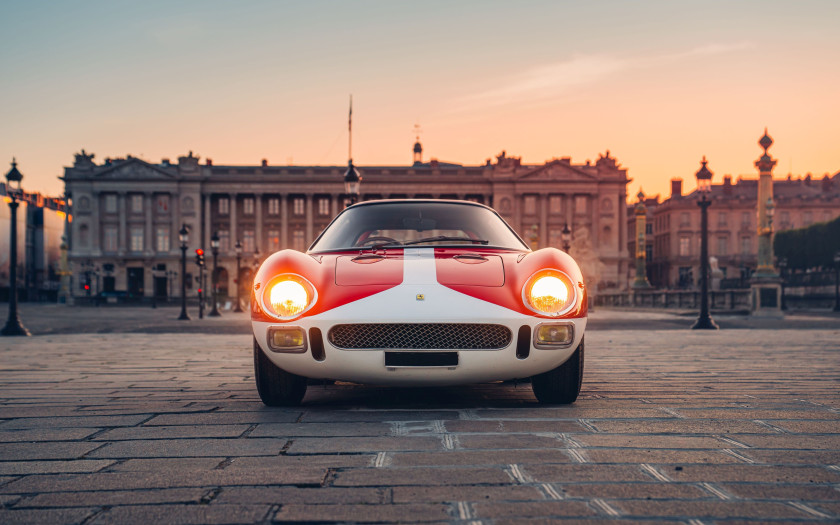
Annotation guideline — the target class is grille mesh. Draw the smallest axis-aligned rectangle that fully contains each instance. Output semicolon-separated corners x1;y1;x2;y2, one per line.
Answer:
328;323;512;350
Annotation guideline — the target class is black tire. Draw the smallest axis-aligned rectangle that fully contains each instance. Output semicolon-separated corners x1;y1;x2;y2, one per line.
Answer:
531;337;584;404
253;338;307;406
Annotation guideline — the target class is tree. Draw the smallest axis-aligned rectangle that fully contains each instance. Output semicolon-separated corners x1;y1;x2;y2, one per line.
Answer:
775;216;840;270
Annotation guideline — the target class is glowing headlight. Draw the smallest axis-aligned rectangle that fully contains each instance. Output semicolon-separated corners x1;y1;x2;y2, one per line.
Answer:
262;275;316;320
523;270;575;316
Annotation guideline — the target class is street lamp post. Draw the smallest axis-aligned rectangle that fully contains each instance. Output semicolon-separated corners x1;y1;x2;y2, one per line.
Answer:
834;252;840;312
344;160;361;207
209;232;221;317
178;224;190;320
692;157;718;330
2;159;30;336
560;223;572;253
234;240;243;312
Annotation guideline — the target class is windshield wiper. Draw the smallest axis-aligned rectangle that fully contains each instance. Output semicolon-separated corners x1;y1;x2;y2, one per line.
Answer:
402;236;489;246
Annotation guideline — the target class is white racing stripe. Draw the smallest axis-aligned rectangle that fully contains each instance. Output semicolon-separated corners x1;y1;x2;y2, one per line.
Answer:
402;248;437;284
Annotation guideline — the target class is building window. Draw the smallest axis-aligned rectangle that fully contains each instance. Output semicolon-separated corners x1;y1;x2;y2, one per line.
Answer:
103;226;118;252
292;229;305;251
549;195;562;214
645;224;653;235
243;197;254;215
293;197;305;216
318;198;330;216
243;230;255;252
267;229;280;251
267;198;280;215
645;245;653;261
680;212;690;227
741;212;750;227
130;194;143;214
740;237;751;256
679;237;690;257
523;195;536;215
803;211;813;226
156;226;170;252
717;237;727;256
156;195;170;214
218;197;229;215
574;195;588;214
780;211;790;228
218;230;230;252
717;212;727;227
130;227;144;252
104;194;117;214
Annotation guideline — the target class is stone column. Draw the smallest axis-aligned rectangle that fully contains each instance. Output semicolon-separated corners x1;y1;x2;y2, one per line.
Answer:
255;193;263;251
305;193;314;243
332;194;341;216
229;194;238;255
203;194;211;250
280;196;288;249
118;192;127;256
91;192;101;255
539;194;548;248
144;192;153;256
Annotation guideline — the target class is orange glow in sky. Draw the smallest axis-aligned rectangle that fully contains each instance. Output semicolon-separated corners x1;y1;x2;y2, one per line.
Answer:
1;1;837;200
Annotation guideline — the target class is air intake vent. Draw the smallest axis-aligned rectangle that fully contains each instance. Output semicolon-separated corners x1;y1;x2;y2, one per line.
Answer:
328;323;512;350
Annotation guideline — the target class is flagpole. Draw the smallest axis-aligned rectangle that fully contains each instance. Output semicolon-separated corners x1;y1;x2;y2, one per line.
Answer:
348;94;353;162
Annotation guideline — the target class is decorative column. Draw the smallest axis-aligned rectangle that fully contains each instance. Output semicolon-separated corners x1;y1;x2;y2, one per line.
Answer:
538;194;548;248
203;194;211;250
750;129;783;317
632;191;652;289
255;193;264;251
118;192;127;256
280;196;288;249
229;194;238;255
305;193;314;243
144;192;153;256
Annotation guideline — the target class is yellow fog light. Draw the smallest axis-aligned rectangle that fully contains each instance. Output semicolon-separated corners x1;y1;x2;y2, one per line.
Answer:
523;270;575;316
262;274;316;320
534;323;574;348
267;327;307;353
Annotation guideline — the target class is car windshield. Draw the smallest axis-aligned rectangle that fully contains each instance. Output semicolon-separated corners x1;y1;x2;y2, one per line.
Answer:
310;201;529;252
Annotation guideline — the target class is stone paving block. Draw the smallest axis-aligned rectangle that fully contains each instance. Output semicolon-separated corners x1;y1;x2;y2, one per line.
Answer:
719;483;840;501
475;408;673;419
248;422;392;437
0;442;102;461
87;437;288;458
143;410;300;426
0;414;150;429
443;420;585;433
213;486;386;505
588;419;769;434
584;449;745;465
0;507;98;524
0;494;21;506
454;433;565;450
104;458;222;472
287;436;443;454
764;419;840;433
389;449;575;467
665;464;840;483
572;434;732;449
333;467;512;486
89;504;272;525
0;460;114;475
556;482;708;500
734;434;840;449
391;485;544;503
299;410;461;422
671;408;840;420
0;428;100;443
616;499;816;519
229;454;375;470
272;503;452;522
743;449;840;465
19;487;207;507
473;500;597;519
93;424;250;440
523;464;652;483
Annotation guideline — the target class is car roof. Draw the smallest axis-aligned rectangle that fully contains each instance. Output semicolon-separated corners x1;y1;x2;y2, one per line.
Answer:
346;199;494;211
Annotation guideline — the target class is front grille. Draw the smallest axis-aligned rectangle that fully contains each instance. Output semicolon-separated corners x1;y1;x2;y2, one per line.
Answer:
328;323;512;350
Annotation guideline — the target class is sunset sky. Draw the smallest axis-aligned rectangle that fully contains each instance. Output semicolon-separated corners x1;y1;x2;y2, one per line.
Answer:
1;0;838;199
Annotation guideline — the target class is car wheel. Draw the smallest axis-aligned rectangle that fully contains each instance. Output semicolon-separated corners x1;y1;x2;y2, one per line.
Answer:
531;337;584;404
253;338;307;406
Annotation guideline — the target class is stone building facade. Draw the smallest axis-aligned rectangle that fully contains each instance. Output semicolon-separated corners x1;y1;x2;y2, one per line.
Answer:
63;147;630;303
629;172;840;289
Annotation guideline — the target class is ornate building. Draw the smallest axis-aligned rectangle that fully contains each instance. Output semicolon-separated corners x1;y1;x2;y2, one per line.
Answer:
630;171;840;289
63;146;630;303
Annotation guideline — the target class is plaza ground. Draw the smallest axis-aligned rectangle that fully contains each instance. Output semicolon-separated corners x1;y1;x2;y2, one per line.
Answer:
0;306;838;523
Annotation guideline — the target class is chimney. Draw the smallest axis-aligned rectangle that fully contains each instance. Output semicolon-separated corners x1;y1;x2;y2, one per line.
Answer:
822;174;833;192
804;173;812;186
261;159;268;167
670;178;682;198
723;175;732;195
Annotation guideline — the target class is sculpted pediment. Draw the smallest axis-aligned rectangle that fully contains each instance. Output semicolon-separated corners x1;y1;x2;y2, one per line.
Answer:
516;161;596;182
95;159;175;180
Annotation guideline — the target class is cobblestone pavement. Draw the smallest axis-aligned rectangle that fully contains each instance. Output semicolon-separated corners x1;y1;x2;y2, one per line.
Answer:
0;313;838;523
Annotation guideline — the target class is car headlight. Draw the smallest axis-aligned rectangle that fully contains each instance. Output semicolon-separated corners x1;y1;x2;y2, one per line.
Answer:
523;269;576;316
262;274;316;320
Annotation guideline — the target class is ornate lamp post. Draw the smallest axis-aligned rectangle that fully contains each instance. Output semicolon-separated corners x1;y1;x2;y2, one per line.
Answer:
632;191;652;289
834;252;840;312
561;223;572;253
754;130;779;279
2;159;30;336
692;157;718;330
344;161;361;207
234;240;243;312
209;232;221;317
177;224;190;320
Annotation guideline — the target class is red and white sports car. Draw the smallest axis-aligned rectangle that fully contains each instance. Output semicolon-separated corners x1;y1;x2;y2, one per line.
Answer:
250;200;587;406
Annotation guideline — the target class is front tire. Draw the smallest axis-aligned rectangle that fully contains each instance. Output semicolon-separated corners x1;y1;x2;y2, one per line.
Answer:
253;338;307;406
531;337;584;404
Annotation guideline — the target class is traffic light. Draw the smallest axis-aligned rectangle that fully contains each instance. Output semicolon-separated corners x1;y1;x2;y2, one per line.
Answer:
195;248;205;267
